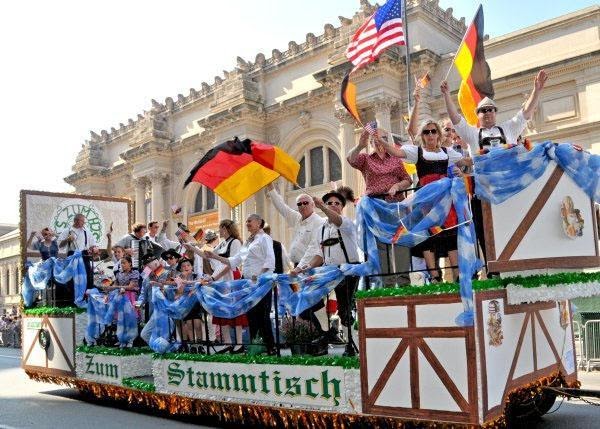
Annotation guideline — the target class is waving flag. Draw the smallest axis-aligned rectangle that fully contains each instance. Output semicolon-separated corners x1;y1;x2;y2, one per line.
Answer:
345;0;405;70
184;137;300;207
454;5;494;125
340;72;362;124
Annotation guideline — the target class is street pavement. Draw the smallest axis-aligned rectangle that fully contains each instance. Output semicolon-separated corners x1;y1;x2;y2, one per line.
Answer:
0;348;208;429
1;346;599;428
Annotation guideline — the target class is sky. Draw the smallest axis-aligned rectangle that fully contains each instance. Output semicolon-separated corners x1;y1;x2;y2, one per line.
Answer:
0;0;597;225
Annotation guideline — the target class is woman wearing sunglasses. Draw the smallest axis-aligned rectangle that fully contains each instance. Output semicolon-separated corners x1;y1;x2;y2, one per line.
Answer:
381;120;471;283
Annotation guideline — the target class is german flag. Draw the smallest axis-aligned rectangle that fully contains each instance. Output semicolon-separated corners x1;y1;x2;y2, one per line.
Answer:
429;226;444;236
341;72;362;125
391;225;408;244
454;5;494;125
184;137;300;207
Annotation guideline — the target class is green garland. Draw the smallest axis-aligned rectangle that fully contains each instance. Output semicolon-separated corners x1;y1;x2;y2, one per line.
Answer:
122;377;156;392
24;306;86;316
356;271;600;300
154;352;359;369
76;345;153;356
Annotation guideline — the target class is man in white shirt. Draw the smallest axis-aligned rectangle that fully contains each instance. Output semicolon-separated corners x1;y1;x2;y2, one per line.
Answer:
265;183;324;267
441;69;547;155
296;191;360;356
57;213;97;302
58;214;97;254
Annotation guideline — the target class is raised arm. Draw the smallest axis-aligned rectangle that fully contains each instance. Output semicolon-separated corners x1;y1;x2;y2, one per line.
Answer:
522;70;548;120
26;232;37;251
314;197;342;227
441;80;462;125
347;129;369;165
379;132;407;158
265;183;301;225
407;83;421;140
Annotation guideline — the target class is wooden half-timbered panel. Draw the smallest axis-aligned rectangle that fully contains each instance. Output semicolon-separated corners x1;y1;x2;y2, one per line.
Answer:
475;289;577;422
359;294;479;425
483;161;599;274
22;314;76;377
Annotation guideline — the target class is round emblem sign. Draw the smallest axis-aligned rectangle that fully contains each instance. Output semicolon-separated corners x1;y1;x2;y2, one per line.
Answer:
50;200;105;243
38;329;51;350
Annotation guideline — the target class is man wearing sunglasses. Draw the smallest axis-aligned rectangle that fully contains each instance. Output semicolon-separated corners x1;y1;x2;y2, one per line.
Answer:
297;191;360;356
440;69;547;154
265;182;324;268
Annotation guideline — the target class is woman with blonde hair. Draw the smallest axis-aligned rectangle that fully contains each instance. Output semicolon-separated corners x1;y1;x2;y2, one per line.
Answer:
380;119;471;282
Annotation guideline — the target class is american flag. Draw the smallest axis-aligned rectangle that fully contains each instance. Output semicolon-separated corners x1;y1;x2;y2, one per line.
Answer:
345;0;405;70
364;121;377;135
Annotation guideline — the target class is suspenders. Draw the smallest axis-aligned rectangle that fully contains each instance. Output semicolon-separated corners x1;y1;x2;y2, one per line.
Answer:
321;224;351;264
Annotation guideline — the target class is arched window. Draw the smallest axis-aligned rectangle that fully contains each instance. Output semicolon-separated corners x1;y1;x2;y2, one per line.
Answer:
192;186;217;214
295;145;342;188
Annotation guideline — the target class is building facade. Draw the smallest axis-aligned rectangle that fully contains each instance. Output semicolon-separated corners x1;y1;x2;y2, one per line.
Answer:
0;225;20;314
63;0;599;249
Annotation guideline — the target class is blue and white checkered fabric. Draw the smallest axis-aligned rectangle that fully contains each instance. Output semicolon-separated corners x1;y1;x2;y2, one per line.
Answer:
22;251;88;307
85;289;138;346
350;176;481;325
475;141;600;204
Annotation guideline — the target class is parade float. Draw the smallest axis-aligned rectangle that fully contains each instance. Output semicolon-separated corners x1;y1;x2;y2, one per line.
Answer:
18;0;600;426
20;139;600;428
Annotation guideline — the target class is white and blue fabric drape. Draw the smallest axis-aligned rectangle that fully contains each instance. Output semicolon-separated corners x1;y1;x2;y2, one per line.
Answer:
475;141;600;204
22;251;88;307
85;289;138;346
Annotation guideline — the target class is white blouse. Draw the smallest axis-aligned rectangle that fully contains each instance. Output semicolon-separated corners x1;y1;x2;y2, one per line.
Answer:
228;232;275;279
402;145;463;164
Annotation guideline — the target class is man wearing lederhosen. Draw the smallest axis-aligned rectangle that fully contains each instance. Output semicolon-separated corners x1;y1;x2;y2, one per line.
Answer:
296;191;360;356
440;70;548;267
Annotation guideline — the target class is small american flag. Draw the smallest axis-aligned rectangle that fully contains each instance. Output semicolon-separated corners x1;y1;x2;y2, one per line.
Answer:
364;121;377;135
346;0;405;70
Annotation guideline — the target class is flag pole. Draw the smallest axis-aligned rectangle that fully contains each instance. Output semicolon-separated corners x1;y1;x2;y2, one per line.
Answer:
403;0;412;108
442;4;482;82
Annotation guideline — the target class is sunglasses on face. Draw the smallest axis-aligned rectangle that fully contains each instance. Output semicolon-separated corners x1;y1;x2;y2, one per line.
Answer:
296;201;310;207
422;129;438;135
326;201;342;206
478;107;496;114
167;256;176;260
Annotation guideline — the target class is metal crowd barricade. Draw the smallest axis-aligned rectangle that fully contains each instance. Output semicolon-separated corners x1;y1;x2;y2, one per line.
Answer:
581;319;600;371
572;320;582;369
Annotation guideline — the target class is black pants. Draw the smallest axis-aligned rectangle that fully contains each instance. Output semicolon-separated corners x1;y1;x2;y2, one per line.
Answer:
247;289;274;350
335;276;359;327
471;197;487;263
299;301;326;334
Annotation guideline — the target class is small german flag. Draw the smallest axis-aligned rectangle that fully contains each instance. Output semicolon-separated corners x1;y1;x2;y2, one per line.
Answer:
454;5;494;125
429;226;444;235
463;176;474;196
341;72;362;125
153;265;165;278
418;72;431;88
184;137;300;207
392;225;408;243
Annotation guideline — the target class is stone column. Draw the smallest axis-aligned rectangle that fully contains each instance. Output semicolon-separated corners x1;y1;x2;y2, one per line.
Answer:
151;173;168;221
373;97;395;133
335;107;361;219
8;265;16;296
0;266;4;296
133;177;147;223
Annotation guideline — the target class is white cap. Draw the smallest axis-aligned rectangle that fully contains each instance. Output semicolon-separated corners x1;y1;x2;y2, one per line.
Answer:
477;97;497;111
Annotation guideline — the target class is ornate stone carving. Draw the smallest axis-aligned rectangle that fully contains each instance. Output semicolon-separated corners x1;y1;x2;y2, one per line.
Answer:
255;53;266;67
324;23;336;38
165;97;174;110
266;126;281;145
298;111;312;128
306;33;318;47
201;82;210;92
288;41;300;55
272;49;282;61
372;97;397;114
334;107;355;124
